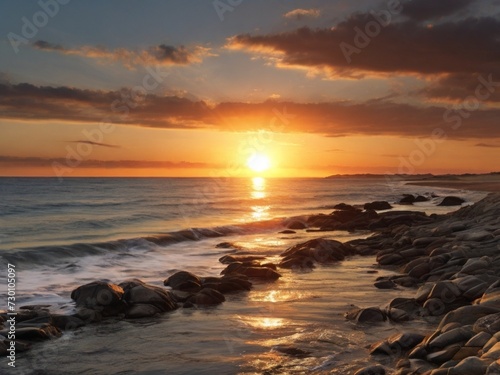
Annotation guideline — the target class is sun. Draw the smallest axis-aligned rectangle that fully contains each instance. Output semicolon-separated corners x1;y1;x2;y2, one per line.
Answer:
247;153;271;173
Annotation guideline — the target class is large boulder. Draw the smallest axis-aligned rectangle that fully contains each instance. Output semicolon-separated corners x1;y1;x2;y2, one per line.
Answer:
70;281;126;317
438;196;465;206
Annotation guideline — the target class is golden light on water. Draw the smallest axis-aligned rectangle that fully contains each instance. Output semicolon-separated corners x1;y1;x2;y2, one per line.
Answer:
250;177;270;220
239;316;285;330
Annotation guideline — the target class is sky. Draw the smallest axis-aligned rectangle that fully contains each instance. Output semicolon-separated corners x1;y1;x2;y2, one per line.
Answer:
0;0;499;177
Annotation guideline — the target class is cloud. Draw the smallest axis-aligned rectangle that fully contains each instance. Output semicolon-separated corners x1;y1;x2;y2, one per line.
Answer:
401;0;475;21
227;15;500;78
475;143;500;148
32;40;211;68
420;73;500;103
284;8;321;20
1;82;500;140
68;140;121;148
0;155;210;169
0;82;212;128
325;149;344;152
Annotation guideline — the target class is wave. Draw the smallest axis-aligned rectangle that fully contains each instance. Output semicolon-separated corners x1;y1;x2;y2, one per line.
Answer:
0;217;287;268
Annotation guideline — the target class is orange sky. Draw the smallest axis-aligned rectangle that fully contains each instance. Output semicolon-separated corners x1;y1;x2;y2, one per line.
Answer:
1;0;499;177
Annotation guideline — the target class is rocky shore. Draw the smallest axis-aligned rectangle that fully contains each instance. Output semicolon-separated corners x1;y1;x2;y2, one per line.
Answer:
1;193;499;374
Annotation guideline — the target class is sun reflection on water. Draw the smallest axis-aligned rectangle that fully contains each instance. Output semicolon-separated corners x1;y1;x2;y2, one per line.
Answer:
239;316;285;330
250;177;270;220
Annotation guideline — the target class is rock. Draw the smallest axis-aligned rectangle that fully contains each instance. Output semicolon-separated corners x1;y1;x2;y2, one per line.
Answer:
474;313;500;335
364;201;392;211
486;360;500;374
163;271;202;291
452;346;481;361
428;281;462;301
218;255;266;264
478;286;500;308
279;230;296;234
438;196;465;206
186;288;226;306
399;195;416;205
347;307;386;323
70;281;126;317
466;332;492;348
426;344;461;364
482;341;500;360
354;365;386;375
0;324;61;341
333;203;358;211
438;306;500;330
120;279;178;314
125;304;162;319
280;238;355;268
50;315;86;331
286;220;307;230
375;279;397;289
450;356;489;374
428;327;475;349
389;333;426;350
414;195;429;202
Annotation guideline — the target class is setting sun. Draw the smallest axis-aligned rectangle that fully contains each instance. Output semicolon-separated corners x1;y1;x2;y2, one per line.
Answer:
247;153;271;173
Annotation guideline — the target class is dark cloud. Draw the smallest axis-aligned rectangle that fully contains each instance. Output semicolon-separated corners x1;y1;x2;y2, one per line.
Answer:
68;140;121;148
228;16;500;77
0;82;212;128
33;40;65;51
0;155;210;169
420;73;500;103
1;82;499;139
32;40;210;68
401;0;475;21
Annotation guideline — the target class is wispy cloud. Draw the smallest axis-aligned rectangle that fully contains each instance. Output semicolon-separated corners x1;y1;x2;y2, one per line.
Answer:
475;143;500;148
32;40;212;68
68;140;121;148
284;8;321;20
0;155;211;169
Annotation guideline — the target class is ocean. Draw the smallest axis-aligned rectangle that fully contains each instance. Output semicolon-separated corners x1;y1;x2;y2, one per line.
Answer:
0;177;488;374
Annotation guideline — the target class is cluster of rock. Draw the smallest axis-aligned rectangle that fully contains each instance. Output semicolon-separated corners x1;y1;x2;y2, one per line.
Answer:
0;249;284;357
0;306;70;356
349;193;500;375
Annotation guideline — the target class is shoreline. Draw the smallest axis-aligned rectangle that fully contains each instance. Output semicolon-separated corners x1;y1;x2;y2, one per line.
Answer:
1;193;500;374
406;174;500;193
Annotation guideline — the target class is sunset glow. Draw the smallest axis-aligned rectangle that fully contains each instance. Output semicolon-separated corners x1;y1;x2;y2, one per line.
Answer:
0;1;498;177
247;154;271;173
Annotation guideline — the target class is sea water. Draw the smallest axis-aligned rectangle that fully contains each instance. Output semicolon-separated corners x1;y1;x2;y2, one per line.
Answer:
0;177;487;374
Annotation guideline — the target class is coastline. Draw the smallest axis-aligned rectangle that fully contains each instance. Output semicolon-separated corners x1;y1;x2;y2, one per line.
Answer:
406;174;500;193
1;190;500;374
